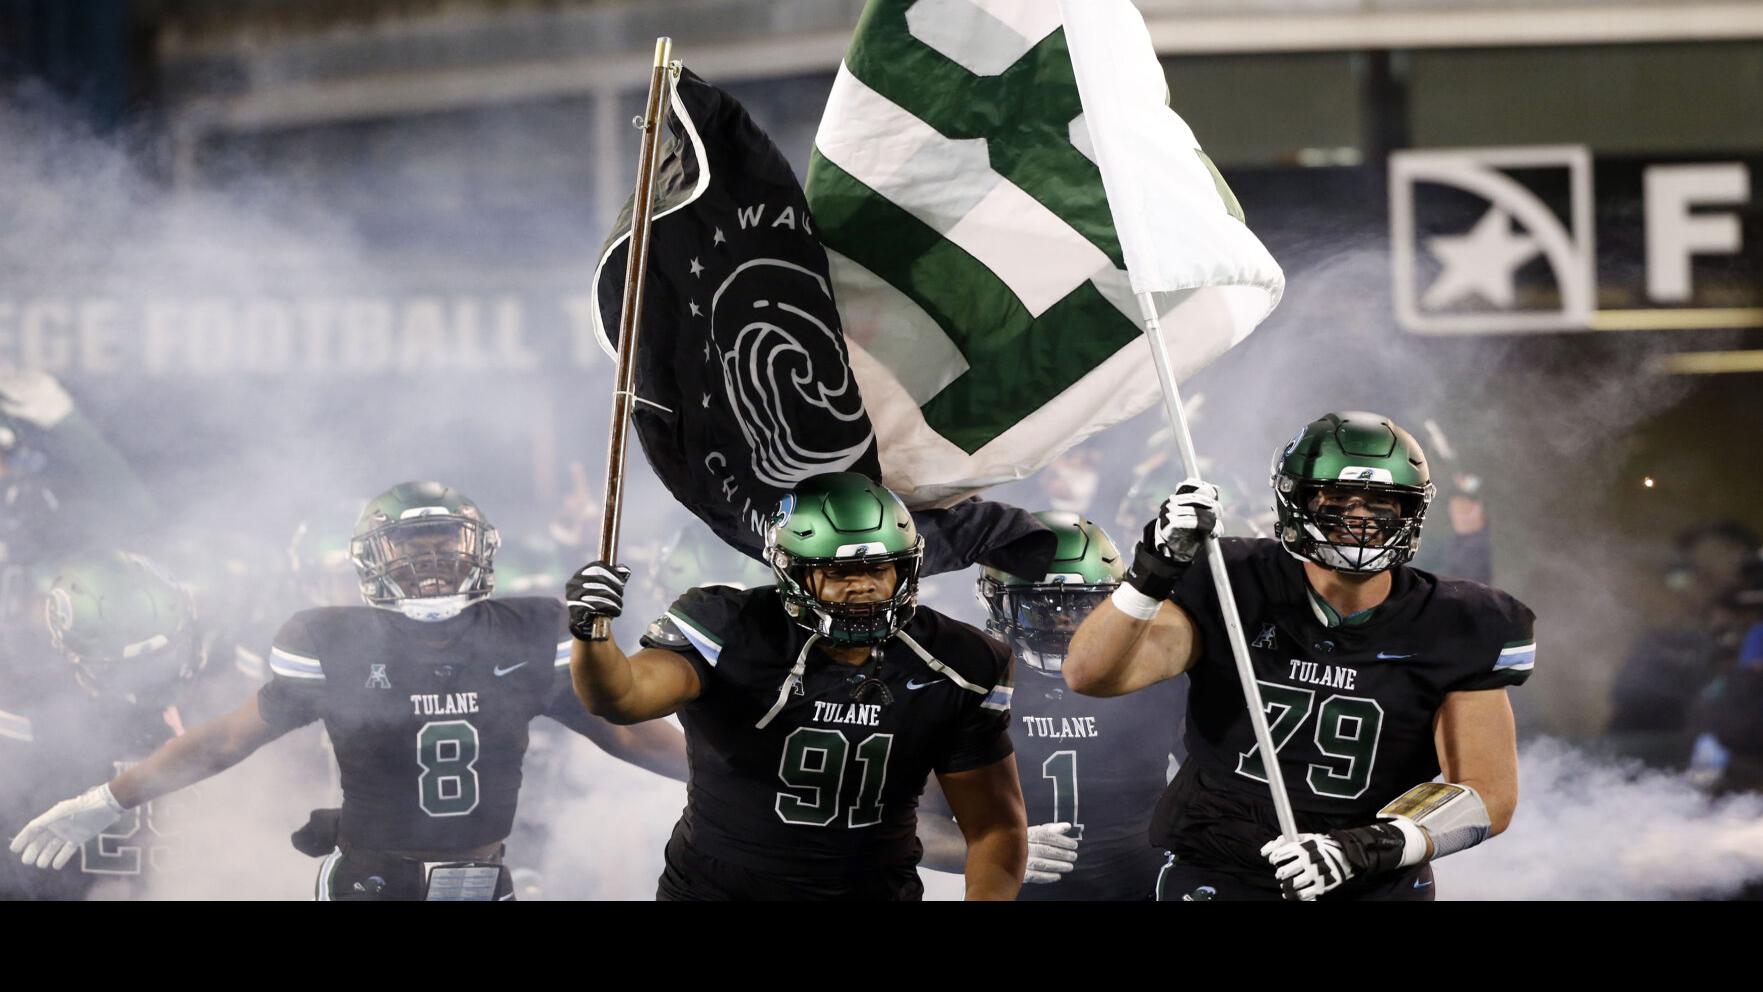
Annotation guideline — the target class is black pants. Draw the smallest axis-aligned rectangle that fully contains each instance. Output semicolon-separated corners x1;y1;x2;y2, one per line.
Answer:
1154;853;1437;902
656;830;923;901
316;846;515;901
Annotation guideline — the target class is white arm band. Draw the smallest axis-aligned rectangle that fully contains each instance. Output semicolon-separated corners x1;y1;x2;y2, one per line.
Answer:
1378;782;1492;867
1110;584;1163;621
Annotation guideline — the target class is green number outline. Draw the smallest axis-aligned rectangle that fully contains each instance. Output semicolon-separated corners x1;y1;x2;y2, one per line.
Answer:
417;719;481;817
775;727;897;828
1040;749;1082;832
1308;695;1385;800
1234;682;1388;800
1234;682;1316;784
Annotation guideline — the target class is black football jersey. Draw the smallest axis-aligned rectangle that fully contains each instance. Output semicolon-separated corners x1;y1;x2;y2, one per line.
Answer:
255;597;592;852
1154;538;1535;879
644;585;1013;877
1011;673;1186;901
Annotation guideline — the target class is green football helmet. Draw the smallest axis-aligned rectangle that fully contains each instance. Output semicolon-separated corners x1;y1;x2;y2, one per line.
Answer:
652;525;775;595
350;481;499;621
977;511;1123;677
1271;412;1434;574
44;550;205;708
764;472;922;645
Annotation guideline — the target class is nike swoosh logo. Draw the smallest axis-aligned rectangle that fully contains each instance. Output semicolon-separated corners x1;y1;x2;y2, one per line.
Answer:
493;662;529;677
906;679;945;690
1413;878;1433;889
1377;652;1416;660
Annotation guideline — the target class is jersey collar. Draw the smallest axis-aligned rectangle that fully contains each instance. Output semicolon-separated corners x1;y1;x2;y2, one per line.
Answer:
1304;585;1378;629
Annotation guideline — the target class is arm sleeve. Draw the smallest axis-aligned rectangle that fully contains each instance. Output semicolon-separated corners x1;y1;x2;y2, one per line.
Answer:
1447;592;1537;692
935;637;1015;774
256;615;326;732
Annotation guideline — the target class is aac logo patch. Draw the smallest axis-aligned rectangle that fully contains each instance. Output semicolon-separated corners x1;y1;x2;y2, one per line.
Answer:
366;664;392;690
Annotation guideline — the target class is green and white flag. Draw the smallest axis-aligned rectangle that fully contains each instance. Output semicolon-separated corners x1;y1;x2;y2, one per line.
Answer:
807;0;1284;507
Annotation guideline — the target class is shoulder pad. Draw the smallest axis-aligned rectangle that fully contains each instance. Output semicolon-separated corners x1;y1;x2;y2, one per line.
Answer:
663;585;752;663
641;615;691;651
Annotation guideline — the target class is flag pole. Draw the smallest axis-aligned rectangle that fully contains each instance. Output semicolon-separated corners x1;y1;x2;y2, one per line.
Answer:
589;37;676;641
1135;291;1300;843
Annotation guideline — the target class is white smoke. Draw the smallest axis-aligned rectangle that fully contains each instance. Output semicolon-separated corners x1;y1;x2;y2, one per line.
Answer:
1440;737;1763;901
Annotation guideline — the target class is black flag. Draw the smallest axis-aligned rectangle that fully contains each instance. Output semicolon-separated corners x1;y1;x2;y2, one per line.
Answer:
593;68;1052;578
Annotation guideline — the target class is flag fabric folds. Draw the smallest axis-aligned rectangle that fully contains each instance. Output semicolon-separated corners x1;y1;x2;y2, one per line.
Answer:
593;68;881;559
807;0;1285;508
593;67;1054;578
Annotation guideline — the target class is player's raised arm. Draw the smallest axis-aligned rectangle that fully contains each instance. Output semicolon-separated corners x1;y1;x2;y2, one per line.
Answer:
9;694;289;871
566;561;703;723
1064;482;1217;697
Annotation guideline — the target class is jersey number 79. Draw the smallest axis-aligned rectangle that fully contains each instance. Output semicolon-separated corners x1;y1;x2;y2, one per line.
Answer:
1235;681;1385;800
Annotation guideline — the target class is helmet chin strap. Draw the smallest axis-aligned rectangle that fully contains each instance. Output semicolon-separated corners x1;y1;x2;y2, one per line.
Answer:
398;595;470;622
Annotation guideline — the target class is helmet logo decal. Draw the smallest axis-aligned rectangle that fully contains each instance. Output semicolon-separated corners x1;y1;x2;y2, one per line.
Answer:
1338;465;1394;484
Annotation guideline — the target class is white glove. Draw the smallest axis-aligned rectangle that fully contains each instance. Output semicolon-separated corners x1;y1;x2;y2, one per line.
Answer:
1124;480;1222;603
0;371;74;429
1260;833;1354;902
9;784;126;870
1024;822;1081;884
1148;480;1222;564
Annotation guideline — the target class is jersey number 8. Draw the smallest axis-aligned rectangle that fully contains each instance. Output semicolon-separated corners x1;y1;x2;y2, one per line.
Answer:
418;720;481;817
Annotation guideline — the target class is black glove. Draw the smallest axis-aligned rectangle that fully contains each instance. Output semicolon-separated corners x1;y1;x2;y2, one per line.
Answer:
290;807;342;858
1261;821;1407;901
566;560;631;640
1123;480;1220;601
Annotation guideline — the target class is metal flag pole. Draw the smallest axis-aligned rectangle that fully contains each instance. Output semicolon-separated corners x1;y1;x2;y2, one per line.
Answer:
590;36;677;641
1135;291;1300;843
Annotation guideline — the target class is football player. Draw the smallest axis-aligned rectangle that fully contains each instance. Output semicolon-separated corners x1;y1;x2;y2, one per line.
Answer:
568;472;1028;900
972;512;1186;899
1066;413;1534;901
10;482;688;901
1;550;226;899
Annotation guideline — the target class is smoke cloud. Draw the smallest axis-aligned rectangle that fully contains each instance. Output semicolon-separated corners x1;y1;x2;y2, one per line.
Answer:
0;38;1745;902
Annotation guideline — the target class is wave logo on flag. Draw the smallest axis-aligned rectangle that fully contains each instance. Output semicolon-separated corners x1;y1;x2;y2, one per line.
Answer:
593;69;879;556
1389;146;1595;335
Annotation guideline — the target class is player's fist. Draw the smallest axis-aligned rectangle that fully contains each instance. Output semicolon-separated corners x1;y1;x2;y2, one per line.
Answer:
566;561;632;638
1024;821;1081;884
0;371;74;430
1124;480;1220;600
1261;832;1354;901
9;784;126;870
